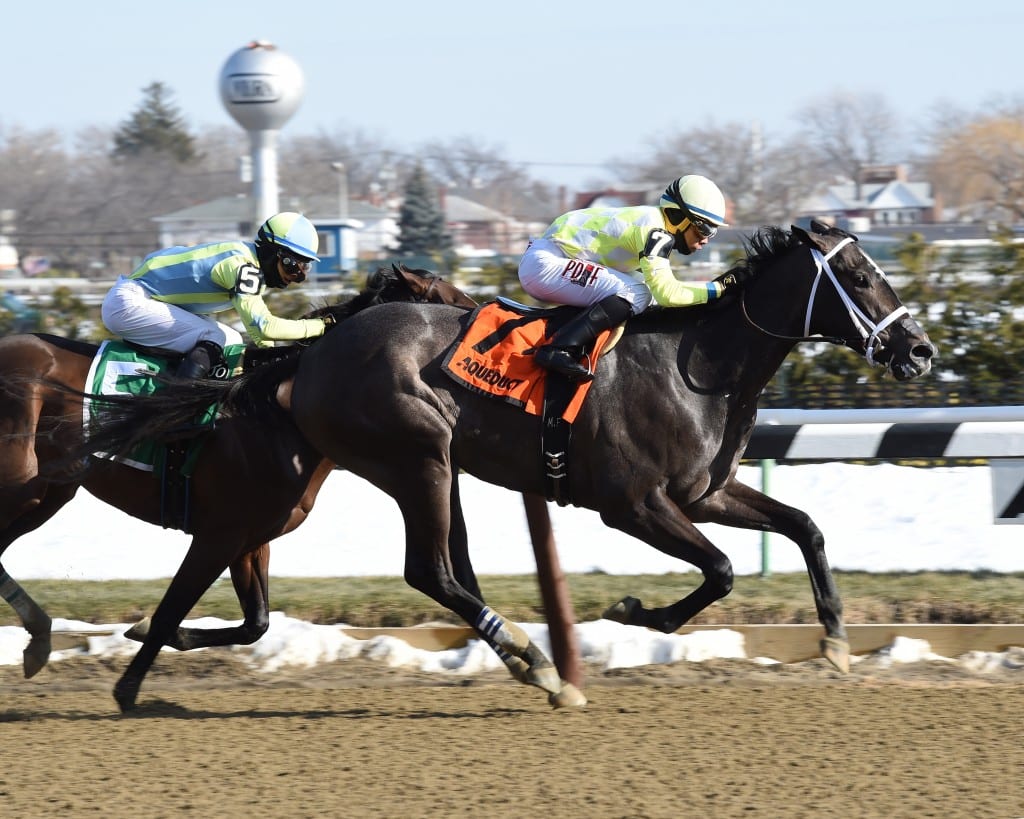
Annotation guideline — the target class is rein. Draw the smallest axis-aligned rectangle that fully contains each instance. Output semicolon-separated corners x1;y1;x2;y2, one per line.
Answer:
739;237;908;366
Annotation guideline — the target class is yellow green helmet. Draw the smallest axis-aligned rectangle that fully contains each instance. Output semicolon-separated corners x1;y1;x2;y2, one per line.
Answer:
659;175;728;238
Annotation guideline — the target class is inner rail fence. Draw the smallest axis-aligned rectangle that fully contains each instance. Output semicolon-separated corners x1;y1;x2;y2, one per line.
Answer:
739;404;1024;575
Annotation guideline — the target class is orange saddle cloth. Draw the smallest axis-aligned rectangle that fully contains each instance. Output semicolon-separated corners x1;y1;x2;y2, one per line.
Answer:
441;300;612;424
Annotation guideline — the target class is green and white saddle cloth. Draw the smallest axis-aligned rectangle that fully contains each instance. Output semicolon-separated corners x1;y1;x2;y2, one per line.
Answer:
83;340;245;471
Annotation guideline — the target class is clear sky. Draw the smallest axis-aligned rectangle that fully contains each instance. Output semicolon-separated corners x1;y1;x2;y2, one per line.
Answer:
4;0;1022;189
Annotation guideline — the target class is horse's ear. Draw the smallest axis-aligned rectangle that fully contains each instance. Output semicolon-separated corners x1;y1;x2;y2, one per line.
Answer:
791;224;812;244
393;263;416;289
791;223;832;252
803;219;860;243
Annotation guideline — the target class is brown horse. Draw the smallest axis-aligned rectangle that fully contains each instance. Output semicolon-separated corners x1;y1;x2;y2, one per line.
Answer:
0;264;474;680
88;221;934;711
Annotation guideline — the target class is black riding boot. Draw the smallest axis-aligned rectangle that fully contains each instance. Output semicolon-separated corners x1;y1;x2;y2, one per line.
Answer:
534;296;633;382
174;340;223;380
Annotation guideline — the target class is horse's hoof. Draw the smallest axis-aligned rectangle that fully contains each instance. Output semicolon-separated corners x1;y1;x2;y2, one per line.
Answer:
23;636;51;679
123;617;151;643
527;664;563;695
820;636;851;673
113;680;139;713
601;596;640;625
549;682;587;709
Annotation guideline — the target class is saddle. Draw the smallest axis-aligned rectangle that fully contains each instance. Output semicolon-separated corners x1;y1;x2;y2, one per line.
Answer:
85;340;244;531
442;298;621;505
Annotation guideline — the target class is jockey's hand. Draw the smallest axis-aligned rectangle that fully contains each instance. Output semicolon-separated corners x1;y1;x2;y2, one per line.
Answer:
714;268;751;290
715;272;740;289
642;229;675;260
322;314;338;331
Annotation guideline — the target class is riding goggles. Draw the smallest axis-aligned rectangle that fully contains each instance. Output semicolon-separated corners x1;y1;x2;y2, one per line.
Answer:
279;252;312;275
665;206;718;240
686;212;719;240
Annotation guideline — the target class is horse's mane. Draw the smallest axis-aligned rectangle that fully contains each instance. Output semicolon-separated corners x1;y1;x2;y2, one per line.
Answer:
305;267;413;324
731;225;802;282
242;266;434;370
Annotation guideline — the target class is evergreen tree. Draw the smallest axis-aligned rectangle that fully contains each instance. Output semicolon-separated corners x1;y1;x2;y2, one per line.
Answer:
111;82;197;163
396;165;452;257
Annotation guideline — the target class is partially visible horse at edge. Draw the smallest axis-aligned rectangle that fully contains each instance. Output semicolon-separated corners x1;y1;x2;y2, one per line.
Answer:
0;264;475;682
65;221;936;712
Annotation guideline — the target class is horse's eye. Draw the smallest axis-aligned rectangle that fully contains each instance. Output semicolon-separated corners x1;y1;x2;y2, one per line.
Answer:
852;271;870;287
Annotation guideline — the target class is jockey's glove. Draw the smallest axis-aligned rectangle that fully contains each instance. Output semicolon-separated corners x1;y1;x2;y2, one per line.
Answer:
322;314;338;331
713;268;752;290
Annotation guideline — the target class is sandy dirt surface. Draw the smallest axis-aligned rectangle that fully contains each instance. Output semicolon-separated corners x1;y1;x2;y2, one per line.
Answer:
1;652;1022;819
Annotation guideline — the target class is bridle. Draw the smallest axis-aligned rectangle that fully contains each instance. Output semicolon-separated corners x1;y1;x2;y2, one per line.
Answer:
419;276;440;303
739;236;909;367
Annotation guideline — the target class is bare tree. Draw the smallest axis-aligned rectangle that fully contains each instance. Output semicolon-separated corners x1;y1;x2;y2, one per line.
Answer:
279;128;411;204
0;117;252;273
920;97;1024;222
795;90;901;191
418;135;560;219
0;125;78;262
609;119;822;225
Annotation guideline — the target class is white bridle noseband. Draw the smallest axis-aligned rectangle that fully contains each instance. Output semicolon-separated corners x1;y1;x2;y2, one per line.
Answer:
805;238;909;367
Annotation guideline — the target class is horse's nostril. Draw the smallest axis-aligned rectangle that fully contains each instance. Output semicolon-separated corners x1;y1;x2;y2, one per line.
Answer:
913;343;935;361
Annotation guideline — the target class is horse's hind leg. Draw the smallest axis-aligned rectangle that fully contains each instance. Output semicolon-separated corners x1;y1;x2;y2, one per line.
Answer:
0;483;80;677
394;460;584;708
0;567;51;678
124;542;271;650
447;477;481;599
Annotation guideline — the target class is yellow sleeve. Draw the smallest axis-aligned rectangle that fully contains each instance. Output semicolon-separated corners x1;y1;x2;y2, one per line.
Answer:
233;293;327;347
639;256;724;307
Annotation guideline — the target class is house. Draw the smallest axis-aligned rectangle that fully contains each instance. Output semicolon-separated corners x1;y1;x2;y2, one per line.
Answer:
154;192;532;275
153;194;397;276
796;165;937;230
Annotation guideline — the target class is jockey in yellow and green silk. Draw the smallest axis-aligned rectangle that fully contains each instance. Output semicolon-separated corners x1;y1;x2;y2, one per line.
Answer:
518;175;730;381
101;212;331;379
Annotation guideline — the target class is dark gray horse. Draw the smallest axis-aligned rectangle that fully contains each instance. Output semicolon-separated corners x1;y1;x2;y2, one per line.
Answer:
76;222;935;709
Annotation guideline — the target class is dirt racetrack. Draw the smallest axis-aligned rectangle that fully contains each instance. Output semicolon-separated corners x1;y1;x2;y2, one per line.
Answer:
1;651;1022;819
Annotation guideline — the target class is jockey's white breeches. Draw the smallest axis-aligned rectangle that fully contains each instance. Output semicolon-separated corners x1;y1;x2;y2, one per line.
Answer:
517;239;653;312
101;276;243;353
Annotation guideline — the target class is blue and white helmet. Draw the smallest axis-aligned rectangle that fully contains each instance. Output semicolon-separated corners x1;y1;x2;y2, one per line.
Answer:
256;212;320;261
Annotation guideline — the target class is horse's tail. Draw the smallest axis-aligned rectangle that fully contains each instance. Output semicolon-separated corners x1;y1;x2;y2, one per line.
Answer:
43;354;300;478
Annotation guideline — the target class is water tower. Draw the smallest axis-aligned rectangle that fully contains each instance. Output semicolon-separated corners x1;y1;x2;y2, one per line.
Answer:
219;41;304;227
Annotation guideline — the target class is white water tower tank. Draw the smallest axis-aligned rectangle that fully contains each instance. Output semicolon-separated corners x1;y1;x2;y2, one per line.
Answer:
219;41;305;226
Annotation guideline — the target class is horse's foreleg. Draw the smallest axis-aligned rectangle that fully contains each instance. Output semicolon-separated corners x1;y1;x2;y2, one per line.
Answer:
124;543;271;651
688;479;850;672
114;538;233;712
599;490;734;634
